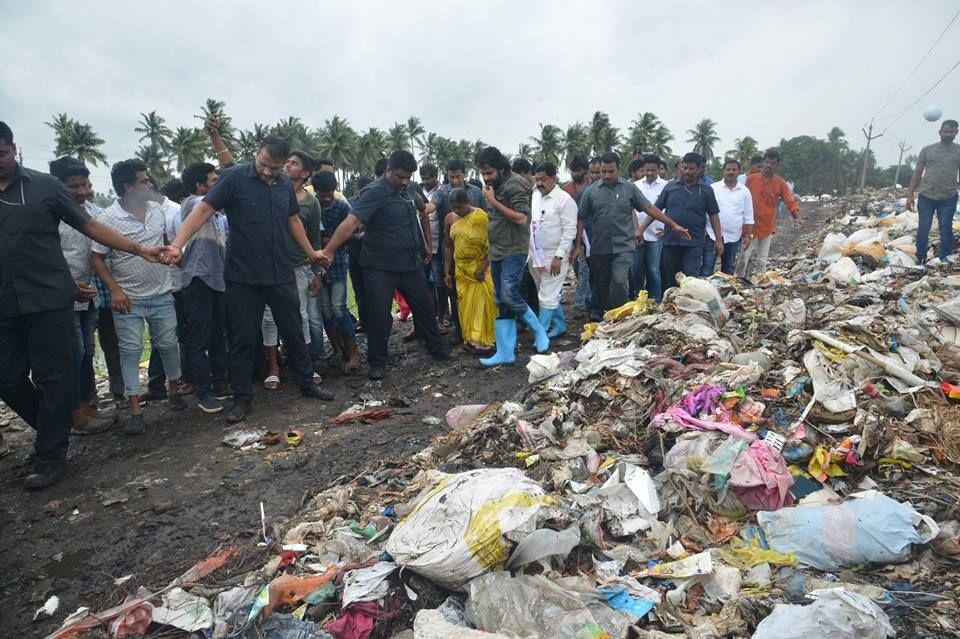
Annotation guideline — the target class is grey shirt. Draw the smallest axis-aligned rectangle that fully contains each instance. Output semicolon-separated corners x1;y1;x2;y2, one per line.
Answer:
180;194;228;292
488;171;532;261
59;201;102;311
917;141;960;201
92;201;173;299
578;178;652;255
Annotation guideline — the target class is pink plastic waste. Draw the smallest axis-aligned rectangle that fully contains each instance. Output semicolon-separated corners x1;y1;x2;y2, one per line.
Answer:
729;441;795;510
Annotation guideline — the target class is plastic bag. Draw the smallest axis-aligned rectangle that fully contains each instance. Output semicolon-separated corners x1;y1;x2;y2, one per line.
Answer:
824;256;861;285
667;276;729;327
444;404;489;429
413;608;510;639
385;468;555;590
818;232;847;263
728;441;794;511
757;492;940;571
753;588;894;639
596;463;661;536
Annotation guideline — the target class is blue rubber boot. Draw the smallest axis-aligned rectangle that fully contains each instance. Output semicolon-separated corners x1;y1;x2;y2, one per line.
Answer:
521;307;550;354
480;319;517;367
537;307;555;338
547;306;566;338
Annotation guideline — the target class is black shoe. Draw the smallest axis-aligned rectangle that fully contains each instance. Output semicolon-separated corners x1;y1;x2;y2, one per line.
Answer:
197;395;224;414
212;383;233;401
24;464;66;490
301;385;334;401
168;394;187;412
124;413;146;436
226;403;250;424
140;389;167;402
431;350;452;361
367;365;385;380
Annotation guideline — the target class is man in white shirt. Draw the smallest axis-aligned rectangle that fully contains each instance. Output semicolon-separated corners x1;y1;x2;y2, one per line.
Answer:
704;159;754;275
632;155;668;301
529;162;578;337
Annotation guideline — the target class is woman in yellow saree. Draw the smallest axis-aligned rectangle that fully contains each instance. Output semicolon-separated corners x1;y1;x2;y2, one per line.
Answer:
443;189;496;351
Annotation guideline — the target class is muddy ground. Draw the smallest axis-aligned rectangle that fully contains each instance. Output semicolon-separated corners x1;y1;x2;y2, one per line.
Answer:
0;203;834;636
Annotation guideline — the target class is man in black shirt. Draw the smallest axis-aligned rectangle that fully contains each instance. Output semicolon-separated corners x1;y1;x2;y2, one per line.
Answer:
0;122;164;489
164;137;334;424
317;150;449;380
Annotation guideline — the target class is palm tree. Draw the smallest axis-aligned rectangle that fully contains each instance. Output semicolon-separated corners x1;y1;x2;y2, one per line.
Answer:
516;143;534;162
134;111;172;153
196;99;237;152
596;127;621;156
531;124;563;166
316;116;357;182
136;143;169;181
46;114;108;166
626;112;664;154
271;117;310;152
168;127;207;172
686;118;720;161
827;127;847;147
386;123;408;152
562;122;591;166
355;127;387;176
406;116;426;158
728;136;759;167
236;123;270;160
589;111;618;156
652;125;674;159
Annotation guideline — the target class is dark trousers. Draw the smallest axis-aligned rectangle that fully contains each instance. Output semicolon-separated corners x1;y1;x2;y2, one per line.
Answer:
447;257;461;341
226;281;313;406
181;278;227;399
701;238;741;276
0;307;73;466
591;252;633;311
97;307;125;398
348;242;367;332
520;268;540;314
147;290;191;393
363;267;446;367
661;244;704;294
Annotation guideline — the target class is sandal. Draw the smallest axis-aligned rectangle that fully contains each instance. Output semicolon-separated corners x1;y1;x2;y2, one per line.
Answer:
263;375;280;390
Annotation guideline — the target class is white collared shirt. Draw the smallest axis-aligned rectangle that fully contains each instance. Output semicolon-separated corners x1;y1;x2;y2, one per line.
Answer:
709;180;755;243
92;200;173;299
634;177;668;242
529;184;578;266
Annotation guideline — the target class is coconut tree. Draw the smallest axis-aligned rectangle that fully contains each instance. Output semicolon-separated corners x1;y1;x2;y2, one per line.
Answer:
562;122;591;166
727;136;759;167
386;123;409;152
588;111;618;156
406;116;426;158
136;143;169;181
316;116;357;182
355;127;387;176
46;114;108;166
686;118;720;161
168;127;207;172
134;111;172;153
271;117;310;152
195;98;237;153
531;124;563;166
236;123;270;160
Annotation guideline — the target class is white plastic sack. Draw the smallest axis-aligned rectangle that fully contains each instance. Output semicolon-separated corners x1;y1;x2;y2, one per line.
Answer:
384;468;555;590
757;492;940;571
753;588;894;639
803;349;857;414
414;608;510;639
824;257;860;285
341;562;396;607
818;232;848;263
151;588;213;632
597;462;661;535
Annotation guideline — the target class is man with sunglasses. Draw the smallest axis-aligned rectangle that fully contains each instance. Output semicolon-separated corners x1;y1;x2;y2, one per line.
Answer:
0;122;164;489
163;136;334;424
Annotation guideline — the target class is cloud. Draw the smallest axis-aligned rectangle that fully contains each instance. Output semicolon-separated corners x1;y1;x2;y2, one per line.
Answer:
3;0;958;190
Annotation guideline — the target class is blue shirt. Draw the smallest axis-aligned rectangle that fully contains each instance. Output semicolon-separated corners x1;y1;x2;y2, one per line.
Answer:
320;198;352;282
655;180;720;247
700;174;715;185
202;162;300;286
577;178;652;255
351;177;427;272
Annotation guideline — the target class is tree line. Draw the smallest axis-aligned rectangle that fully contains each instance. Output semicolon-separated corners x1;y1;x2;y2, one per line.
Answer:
45;98;913;197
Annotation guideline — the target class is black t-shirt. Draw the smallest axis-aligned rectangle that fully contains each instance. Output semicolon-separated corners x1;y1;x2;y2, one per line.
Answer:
351;178;426;272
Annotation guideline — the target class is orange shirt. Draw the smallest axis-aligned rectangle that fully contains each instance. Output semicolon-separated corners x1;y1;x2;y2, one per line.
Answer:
746;173;799;238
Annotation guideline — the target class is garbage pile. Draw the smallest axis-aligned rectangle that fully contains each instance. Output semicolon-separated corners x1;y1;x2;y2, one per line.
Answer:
48;190;960;638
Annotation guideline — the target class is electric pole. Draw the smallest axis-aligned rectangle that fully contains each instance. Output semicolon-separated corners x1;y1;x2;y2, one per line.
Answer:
859;119;883;191
893;139;912;187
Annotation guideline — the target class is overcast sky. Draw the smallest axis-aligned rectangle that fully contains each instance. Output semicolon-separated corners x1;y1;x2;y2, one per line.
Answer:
3;0;959;191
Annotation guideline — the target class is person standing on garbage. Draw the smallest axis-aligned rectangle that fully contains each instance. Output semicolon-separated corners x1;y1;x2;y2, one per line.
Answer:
528;162;578;338
581;151;690;310
162;136;335;424
633;154;669;301
0;122;165;488
703;159;754;276
907;119;960;263
315;150;450;380
736;149;800;279
475;146;550;367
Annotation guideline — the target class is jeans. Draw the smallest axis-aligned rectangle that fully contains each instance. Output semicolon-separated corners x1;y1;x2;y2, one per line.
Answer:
363;268;446;367
71;304;98;409
97;307;125;398
226;281;315;405
146;290;191;394
632;241;663;302
320;278;356;340
661;244;704;294
181;277;227;400
590;252;633;311
429;252;450;318
701;238;742;276
113;293;182;398
307;291;326;360
573;253;592;310
916;193;958;262
0;307;73;465
490;254;529;318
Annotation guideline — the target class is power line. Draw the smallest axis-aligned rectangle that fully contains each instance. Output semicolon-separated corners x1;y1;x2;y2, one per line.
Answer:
879;56;960;134
874;7;960;118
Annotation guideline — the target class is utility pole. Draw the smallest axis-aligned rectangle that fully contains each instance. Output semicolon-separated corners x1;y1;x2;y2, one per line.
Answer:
893;139;912;187
859;119;883;191
17;147;23;165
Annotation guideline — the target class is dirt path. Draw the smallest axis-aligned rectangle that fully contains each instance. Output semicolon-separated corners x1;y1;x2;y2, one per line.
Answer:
0;204;835;635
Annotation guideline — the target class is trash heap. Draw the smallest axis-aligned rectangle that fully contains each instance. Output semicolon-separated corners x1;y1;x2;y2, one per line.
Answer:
49;191;960;638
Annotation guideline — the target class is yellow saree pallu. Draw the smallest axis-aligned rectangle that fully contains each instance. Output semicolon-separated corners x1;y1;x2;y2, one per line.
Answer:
450;209;496;347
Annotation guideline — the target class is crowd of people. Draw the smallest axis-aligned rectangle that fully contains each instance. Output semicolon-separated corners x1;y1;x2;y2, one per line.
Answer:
1;115;958;490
